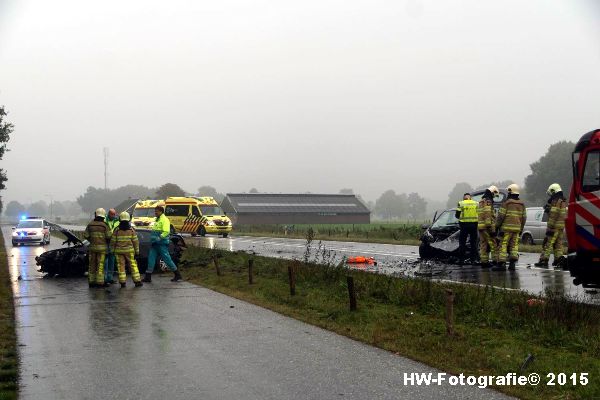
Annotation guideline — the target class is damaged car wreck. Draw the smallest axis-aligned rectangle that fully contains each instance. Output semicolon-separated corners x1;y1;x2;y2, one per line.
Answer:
419;189;507;262
36;223;187;277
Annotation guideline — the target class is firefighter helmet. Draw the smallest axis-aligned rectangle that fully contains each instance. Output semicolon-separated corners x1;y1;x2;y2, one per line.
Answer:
487;185;499;196
119;211;131;221
546;183;562;196
95;208;106;218
506;184;520;195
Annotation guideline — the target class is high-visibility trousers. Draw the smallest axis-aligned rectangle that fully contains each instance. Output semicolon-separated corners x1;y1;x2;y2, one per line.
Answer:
497;232;520;263
89;251;106;285
539;230;564;262
479;230;497;263
147;243;177;274
115;250;141;283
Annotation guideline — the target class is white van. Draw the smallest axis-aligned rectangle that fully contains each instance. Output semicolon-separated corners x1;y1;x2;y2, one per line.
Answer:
521;207;547;245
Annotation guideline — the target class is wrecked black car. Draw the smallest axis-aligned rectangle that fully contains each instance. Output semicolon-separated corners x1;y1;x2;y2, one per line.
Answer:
36;224;187;277
419;209;462;260
419;189;507;260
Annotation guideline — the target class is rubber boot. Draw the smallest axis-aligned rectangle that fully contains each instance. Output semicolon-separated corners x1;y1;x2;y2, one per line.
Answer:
171;270;182;282
480;262;491;269
120;282;126;288
534;260;549;268
142;273;152;283
89;283;97;289
134;281;143;288
491;261;506;271
551;258;563;267
508;260;516;271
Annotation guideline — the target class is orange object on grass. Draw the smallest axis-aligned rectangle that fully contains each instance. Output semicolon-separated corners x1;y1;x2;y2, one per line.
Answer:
346;256;377;265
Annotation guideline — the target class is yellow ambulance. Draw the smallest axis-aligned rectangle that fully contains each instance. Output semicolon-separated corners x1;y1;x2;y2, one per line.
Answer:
131;200;164;229
164;197;232;237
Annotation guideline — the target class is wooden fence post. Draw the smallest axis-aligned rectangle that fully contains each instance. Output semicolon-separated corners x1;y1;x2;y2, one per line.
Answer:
347;276;357;311
445;289;454;336
288;265;296;296
213;255;222;276
248;258;254;285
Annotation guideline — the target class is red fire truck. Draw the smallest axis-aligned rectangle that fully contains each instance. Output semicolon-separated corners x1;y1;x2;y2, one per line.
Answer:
566;128;600;286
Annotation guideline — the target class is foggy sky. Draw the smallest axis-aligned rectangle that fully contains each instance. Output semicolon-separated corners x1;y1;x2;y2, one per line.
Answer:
0;0;599;205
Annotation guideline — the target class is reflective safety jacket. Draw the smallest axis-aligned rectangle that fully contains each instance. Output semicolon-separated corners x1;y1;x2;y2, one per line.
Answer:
547;196;567;231
152;214;171;239
83;220;111;252
110;228;140;255
105;216;119;233
477;198;495;231
496;198;526;233
457;199;479;223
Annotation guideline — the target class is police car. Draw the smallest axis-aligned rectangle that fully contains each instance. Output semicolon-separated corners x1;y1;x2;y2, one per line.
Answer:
12;217;51;246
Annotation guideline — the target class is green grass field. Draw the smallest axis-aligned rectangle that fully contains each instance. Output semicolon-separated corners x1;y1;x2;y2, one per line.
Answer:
233;223;543;253
0;231;18;400
181;245;599;400
234;222;426;244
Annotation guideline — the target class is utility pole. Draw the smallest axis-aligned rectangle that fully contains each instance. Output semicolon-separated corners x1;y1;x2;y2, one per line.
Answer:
103;147;109;190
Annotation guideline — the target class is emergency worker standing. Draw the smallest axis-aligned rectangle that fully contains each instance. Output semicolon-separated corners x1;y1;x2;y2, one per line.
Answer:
142;206;182;283
478;186;499;268
455;193;479;264
535;183;567;267
110;212;143;288
83;208;112;288
104;208;119;284
493;184;526;271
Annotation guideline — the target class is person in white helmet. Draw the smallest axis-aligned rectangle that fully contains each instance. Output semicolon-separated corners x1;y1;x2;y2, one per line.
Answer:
493;184;526;271
109;211;143;288
477;185;499;268
83;208;112;288
535;183;567;267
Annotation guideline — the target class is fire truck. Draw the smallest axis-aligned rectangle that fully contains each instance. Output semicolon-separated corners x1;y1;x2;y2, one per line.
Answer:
566;128;600;286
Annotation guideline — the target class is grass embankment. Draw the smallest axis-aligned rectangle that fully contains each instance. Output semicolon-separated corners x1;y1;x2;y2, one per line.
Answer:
181;245;599;400
234;223;543;253
0;232;18;399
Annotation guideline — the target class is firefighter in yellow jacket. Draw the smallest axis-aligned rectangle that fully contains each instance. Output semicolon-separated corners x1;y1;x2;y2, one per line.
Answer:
493;184;527;271
83;208;112;288
110;212;143;288
535;183;567;267
478;185;499;268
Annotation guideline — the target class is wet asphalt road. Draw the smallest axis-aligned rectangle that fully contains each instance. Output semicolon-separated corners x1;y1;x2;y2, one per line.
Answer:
4;226;511;400
189;235;600;303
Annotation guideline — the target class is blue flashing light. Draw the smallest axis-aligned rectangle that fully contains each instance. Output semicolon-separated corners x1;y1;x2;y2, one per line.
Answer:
20;215;27;220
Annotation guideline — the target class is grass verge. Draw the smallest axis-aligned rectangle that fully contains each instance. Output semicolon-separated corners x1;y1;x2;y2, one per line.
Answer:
181;245;599;400
0;231;18;399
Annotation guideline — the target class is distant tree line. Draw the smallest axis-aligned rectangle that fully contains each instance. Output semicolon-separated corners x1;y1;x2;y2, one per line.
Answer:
4;200;84;219
371;190;428;220
0;105;14;213
74;183;228;214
